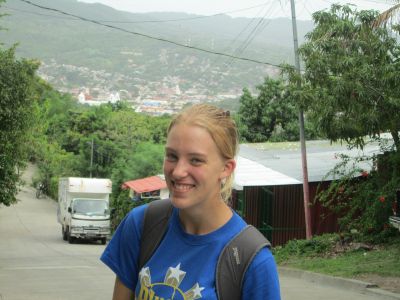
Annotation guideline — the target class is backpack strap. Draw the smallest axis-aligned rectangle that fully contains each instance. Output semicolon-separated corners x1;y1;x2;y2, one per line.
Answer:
215;225;271;300
138;199;173;270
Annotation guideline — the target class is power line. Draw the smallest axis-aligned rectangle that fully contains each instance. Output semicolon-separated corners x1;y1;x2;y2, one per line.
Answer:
7;1;279;24
98;1;278;24
321;0;394;7
196;2;278;91
359;0;395;5
229;5;278;61
4;5;78;19
221;5;278;72
17;0;283;68
214;2;275;69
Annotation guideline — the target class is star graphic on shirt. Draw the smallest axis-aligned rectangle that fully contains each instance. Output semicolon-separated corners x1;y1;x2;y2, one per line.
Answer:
164;263;186;287
168;263;186;281
191;283;205;298
139;267;151;287
139;266;150;279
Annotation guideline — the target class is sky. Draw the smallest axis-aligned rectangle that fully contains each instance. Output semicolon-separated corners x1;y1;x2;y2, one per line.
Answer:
78;0;395;20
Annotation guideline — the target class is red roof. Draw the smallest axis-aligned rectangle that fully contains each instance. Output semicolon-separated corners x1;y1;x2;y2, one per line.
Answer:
121;176;167;193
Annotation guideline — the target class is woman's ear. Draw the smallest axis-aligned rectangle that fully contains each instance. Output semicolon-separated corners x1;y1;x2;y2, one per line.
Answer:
220;159;236;179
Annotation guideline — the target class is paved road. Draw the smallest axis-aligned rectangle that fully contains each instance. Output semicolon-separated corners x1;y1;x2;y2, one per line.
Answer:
0;165;396;300
0;166;114;300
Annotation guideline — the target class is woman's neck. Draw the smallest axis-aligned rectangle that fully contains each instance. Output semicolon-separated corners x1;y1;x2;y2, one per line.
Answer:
178;200;233;235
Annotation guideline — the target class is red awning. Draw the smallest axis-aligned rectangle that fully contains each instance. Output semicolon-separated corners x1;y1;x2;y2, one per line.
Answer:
121;176;167;193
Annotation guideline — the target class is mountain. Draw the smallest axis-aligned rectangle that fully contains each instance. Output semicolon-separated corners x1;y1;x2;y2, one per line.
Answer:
0;0;314;101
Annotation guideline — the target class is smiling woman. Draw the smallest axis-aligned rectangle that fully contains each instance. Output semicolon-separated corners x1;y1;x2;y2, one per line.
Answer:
100;104;281;300
163;104;237;217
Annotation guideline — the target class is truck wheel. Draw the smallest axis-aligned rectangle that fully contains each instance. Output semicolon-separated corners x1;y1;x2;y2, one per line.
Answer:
62;226;67;241
101;238;107;245
68;234;74;244
66;227;74;244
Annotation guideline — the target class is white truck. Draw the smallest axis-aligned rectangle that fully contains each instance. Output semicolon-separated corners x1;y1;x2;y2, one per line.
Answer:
57;177;112;244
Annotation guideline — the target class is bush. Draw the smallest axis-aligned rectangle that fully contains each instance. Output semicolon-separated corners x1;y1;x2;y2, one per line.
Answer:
316;145;400;241
274;234;339;262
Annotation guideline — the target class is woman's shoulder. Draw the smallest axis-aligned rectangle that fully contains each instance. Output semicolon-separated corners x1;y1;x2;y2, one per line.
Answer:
127;202;148;218
117;203;149;235
242;247;281;299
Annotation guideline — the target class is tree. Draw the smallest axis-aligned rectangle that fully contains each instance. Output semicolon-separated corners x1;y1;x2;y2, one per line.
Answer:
303;4;400;240
299;4;400;151
0;47;39;205
237;77;300;142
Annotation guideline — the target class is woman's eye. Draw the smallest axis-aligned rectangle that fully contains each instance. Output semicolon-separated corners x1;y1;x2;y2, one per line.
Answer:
191;158;203;164
165;153;177;161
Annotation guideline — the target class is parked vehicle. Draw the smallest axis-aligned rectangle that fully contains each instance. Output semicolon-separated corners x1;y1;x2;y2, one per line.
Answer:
57;177;112;244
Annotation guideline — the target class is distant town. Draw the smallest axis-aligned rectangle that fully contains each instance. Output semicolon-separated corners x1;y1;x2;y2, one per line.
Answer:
37;59;280;115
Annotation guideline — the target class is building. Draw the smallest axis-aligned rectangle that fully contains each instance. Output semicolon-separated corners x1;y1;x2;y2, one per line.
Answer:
122;175;169;201
232;141;381;246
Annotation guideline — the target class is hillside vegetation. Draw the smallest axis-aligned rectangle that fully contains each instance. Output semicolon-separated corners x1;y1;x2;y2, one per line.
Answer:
0;0;313;93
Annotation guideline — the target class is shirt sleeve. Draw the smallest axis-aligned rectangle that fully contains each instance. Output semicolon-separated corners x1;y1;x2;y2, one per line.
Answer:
100;204;147;291
242;247;281;300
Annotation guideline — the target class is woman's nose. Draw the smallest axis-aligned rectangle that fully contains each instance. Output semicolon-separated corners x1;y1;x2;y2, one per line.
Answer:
171;159;188;178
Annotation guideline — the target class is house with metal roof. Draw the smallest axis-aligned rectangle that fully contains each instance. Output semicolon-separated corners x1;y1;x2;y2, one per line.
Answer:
232;141;381;246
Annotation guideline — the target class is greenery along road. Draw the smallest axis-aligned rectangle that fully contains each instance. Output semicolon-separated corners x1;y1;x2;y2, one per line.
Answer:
274;234;400;294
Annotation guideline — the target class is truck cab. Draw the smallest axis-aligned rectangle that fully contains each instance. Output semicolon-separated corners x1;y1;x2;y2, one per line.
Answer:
58;177;112;244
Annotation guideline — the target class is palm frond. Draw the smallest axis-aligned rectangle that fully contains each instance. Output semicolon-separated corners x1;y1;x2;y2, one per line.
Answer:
372;4;400;28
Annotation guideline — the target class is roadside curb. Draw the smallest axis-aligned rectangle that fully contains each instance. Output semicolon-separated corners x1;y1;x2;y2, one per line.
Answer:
278;267;400;300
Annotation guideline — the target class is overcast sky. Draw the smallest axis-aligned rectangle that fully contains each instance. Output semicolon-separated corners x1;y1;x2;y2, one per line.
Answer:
78;0;394;20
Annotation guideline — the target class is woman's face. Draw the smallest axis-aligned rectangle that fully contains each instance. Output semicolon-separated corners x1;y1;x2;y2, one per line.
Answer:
163;123;234;211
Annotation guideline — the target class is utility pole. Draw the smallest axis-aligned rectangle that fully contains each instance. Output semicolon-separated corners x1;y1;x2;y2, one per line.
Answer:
90;138;94;178
290;0;312;239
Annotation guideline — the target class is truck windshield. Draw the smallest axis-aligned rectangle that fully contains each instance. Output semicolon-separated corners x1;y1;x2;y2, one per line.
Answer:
72;199;109;216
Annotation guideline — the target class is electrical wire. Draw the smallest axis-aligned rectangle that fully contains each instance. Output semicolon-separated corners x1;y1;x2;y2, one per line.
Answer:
98;1;278;24
209;2;274;70
3;5;78;20
321;0;394;7
17;0;283;68
7;1;279;24
229;5;278;60
221;3;280;72
197;2;279;89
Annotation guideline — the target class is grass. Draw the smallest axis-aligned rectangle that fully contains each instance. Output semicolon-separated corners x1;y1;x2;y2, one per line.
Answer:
273;234;400;278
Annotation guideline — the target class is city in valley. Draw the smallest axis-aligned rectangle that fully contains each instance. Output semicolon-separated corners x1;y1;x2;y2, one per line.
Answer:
38;58;279;115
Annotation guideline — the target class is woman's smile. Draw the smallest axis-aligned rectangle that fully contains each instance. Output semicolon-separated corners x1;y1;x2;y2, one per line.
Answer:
172;182;195;192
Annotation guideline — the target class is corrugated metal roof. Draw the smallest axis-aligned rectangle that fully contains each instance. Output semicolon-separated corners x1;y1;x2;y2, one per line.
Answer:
237;140;382;185
122;176;167;193
234;156;301;190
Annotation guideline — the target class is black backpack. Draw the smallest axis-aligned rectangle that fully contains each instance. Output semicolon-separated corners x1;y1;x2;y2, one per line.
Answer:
138;199;271;300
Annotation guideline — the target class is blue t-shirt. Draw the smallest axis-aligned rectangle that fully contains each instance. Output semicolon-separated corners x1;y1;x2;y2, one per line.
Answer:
101;204;281;299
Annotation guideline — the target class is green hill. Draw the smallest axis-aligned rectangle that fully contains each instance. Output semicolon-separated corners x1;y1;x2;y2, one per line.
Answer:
0;0;313;95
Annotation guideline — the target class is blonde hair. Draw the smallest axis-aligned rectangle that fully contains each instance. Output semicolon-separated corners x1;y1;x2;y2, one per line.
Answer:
168;104;238;202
